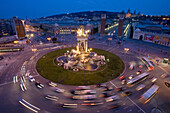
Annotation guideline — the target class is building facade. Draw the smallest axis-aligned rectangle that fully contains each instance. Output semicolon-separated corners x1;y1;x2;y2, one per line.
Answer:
133;22;170;46
13;17;26;40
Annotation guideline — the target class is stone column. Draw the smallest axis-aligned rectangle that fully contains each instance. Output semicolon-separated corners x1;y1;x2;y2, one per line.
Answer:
77;41;79;53
85;40;88;52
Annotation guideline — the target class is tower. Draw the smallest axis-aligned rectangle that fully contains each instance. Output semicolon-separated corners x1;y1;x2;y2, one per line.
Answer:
117;12;125;38
100;14;106;36
76;25;89;53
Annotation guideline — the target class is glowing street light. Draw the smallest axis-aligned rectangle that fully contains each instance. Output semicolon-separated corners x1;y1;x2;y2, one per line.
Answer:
47;37;51;41
30;34;34;37
32;48;37;52
124;48;129;52
14;40;19;44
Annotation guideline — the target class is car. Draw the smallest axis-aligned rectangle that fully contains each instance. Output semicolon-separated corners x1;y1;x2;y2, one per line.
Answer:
99;93;112;98
62;103;77;108
151;77;157;82
81;102;103;106
136;84;145;91
108;104;119;109
76;86;90;90
119;75;125;80
35;81;44;88
45;95;58;101
139;65;143;68
103;86;113;91
48;81;57;87
55;88;65;93
165;82;170;88
105;95;119;102
116;87;124;92
72;95;96;100
94;83;106;87
129;75;135;79
25;71;30;77
136;70;142;74
75;90;96;95
129;64;134;70
121;80;126;84
122;91;132;96
29;75;35;82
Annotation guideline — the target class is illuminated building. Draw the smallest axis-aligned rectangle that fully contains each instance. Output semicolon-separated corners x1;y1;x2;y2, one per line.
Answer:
133;20;170;46
13;17;26;40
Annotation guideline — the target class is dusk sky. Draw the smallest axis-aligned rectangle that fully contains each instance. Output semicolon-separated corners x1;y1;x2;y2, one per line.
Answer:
0;0;170;19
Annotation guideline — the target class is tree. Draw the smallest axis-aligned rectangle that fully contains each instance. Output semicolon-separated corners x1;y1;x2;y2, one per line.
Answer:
52;37;57;43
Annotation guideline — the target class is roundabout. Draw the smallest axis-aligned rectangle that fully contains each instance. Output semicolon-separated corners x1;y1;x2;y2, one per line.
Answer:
36;47;125;85
36;26;124;85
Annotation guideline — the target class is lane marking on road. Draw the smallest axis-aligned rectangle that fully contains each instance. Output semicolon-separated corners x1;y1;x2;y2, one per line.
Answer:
158;66;169;74
0;81;13;87
126;96;146;113
19;100;38;113
22;99;40;110
109;81;118;88
110;81;146;113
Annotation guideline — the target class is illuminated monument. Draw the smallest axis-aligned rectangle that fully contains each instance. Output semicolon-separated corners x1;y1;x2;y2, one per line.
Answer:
76;25;89;53
57;26;105;71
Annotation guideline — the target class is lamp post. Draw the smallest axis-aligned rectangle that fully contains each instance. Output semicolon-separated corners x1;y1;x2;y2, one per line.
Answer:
47;37;51;43
124;48;129;53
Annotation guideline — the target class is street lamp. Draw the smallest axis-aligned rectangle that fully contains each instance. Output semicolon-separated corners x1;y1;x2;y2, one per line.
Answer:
31;48;37;53
30;34;34;37
47;37;51;41
14;40;19;44
124;48;129;52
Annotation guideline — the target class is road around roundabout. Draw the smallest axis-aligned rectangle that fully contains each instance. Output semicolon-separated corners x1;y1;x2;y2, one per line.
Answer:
0;40;169;113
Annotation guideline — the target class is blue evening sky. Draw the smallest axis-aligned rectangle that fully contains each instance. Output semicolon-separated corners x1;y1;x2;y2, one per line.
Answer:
0;0;170;19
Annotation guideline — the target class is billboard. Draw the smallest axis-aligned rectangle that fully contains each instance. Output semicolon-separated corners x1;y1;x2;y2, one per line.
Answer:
145;35;154;41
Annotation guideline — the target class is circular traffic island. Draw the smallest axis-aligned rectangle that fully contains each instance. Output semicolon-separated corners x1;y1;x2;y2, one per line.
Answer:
36;47;124;86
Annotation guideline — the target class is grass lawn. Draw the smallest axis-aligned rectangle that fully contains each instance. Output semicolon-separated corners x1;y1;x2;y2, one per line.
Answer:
36;47;124;86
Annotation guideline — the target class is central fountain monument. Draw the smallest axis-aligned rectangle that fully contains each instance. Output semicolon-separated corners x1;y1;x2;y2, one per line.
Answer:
57;26;105;71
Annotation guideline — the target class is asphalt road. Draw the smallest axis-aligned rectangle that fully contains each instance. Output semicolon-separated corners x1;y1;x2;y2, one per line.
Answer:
0;35;169;113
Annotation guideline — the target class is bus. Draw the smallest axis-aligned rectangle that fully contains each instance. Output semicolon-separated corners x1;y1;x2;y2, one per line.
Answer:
127;72;149;86
139;85;159;104
142;57;154;70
